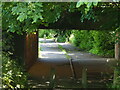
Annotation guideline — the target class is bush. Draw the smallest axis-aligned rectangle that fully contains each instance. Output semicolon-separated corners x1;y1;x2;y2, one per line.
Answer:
89;31;114;57
2;53;28;88
39;29;56;39
57;35;66;42
113;67;120;88
39;29;50;38
70;30;114;57
107;61;120;88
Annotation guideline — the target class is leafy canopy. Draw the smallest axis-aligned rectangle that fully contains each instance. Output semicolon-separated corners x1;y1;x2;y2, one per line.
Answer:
2;2;120;34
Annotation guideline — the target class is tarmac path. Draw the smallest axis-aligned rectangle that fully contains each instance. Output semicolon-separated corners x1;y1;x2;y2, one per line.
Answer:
29;38;115;79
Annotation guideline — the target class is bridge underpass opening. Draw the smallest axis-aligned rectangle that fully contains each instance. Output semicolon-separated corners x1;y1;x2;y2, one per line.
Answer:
38;29;73;62
38;29;115;60
26;29;119;88
26;29;116;78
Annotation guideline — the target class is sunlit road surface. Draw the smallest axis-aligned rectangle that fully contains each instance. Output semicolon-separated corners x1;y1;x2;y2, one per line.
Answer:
38;38;115;65
38;39;68;63
29;38;115;78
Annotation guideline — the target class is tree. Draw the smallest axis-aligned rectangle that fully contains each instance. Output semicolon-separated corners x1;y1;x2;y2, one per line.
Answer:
2;2;119;34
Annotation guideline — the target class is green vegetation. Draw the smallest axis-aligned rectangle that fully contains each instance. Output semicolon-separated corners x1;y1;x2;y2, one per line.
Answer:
39;29;120;88
39;29;55;39
107;62;120;88
113;64;120;88
40;30;115;57
39;29;71;42
58;44;71;59
1;1;120;89
70;30;115;57
2;53;28;88
2;2;119;34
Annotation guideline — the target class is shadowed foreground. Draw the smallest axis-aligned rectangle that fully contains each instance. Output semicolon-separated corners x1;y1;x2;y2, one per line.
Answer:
28;38;115;88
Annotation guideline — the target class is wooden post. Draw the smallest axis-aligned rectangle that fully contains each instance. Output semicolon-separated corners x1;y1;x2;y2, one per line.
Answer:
113;67;119;87
115;43;120;60
113;32;120;87
69;58;76;79
115;32;120;60
82;67;87;88
49;67;56;88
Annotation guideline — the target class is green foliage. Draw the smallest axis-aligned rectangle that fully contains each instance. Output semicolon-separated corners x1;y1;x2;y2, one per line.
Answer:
107;61;120;88
115;27;120;44
58;45;70;59
12;2;43;23
70;30;93;50
55;30;71;42
39;29;50;38
57;35;66;43
39;29;72;42
0;2;2;29
76;2;98;8
76;2;99;22
39;29;115;55
2;2;43;34
42;3;63;24
2;31;14;54
39;29;57;39
70;30;115;57
2;2;119;34
2;2;68;34
113;67;120;88
89;31;114;57
2;53;28;88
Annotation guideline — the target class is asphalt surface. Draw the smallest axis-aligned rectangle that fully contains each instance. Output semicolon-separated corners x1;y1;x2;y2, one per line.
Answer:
29;38;115;78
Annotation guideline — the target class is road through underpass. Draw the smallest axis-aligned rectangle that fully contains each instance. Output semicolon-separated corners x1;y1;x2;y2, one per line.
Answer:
29;38;115;79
